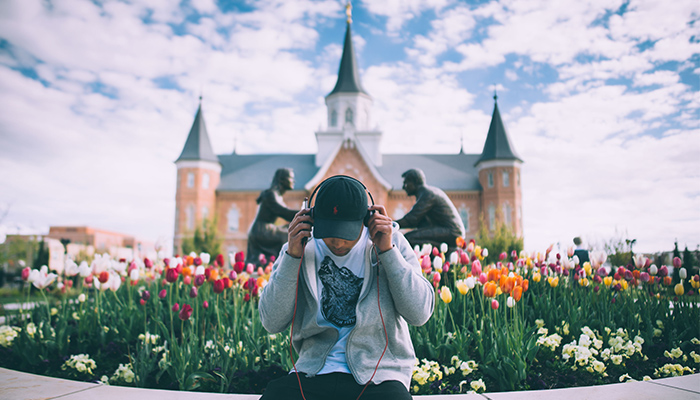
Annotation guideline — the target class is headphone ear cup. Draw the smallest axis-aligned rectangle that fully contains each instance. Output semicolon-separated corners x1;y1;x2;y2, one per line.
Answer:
363;209;373;227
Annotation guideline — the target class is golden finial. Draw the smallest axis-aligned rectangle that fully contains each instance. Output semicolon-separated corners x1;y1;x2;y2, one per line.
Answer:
345;1;352;24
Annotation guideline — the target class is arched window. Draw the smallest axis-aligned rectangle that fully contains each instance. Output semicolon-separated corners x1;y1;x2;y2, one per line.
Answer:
187;172;195;188
227;205;240;232
503;202;512;227
487;171;494;188
488;204;495;231
502;171;510;187
459;206;470;232
345;108;354;125
330;109;338;127
186;204;195;231
202;173;210;189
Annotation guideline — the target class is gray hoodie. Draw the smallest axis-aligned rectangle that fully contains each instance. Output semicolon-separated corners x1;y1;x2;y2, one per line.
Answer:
259;224;435;389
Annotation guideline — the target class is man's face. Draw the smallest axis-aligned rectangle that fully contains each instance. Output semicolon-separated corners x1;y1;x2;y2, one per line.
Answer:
283;172;295;190
403;178;417;196
322;228;362;256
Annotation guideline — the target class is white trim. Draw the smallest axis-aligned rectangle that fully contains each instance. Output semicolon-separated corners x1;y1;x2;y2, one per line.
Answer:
176;160;222;173
476;159;522;170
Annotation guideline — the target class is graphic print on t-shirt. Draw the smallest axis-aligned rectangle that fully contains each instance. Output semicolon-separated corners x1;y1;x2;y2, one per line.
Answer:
318;255;362;327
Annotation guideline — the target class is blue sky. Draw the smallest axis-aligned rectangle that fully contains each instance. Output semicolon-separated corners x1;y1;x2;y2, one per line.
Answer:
0;0;698;255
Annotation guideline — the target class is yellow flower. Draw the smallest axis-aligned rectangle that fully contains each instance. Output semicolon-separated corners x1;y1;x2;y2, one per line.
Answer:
440;286;452;304
548;276;559;288
603;276;613;287
583;262;592;276
620;280;628;290
533;272;541;283
578;277;589;287
474;246;482;259
456;280;468;295
674;283;684;296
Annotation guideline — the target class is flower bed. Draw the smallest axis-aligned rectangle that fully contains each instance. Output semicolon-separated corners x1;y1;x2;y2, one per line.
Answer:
0;241;698;395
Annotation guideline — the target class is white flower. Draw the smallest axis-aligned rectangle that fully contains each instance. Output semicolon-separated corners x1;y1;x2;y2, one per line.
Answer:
78;261;91;277
449;251;459;264
433;256;443;271
78;293;86;303
470;379;486;392
440;243;448;254
200;253;211;264
129;268;139;281
679;268;687;279
506;296;516;308
64;259;80;276
465;276;476;289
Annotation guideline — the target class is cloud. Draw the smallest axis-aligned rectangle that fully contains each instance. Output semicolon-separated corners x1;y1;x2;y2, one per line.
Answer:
360;0;453;34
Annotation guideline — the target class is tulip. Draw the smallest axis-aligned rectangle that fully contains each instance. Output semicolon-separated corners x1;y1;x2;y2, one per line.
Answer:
213;279;225;294
512;285;523;302
229;271;238;280
158;289;167;299
594;285;600;293
471;260;482;276
460;252;469;265
433;256;443;271
183;275;191;285
98;271;110;284
673;257;682;269
506;296;515;308
440;286;452;304
165;268;179;283
440;243;448;254
466;241;475;253
215;253;225;267
233;262;244;274
548;276;559;288
663;276;672;286
465;276;476;289
679;268;687;280
603;276;613;286
140;299;146;306
658;266;668;277
431;246;439;257
482;248;489;258
649;264;658;276
195;274;206;287
640;272;650;283
633;254;647;269
193;257;202;267
189;286;198;298
432;273;441;287
674;283;684;296
456;236;465;249
478;272;488;285
141;290;150;301
532;273;541;283
172;303;180;312
246;263;254;274
203;300;209;309
21;267;31;281
456;280;468;295
449;251;459;265
499;252;507;261
484;282;498;297
491;299;499;310
224;277;234;289
179;304;193;321
624;270;633;281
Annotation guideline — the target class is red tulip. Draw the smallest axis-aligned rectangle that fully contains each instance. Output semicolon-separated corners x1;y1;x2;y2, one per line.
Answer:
144;258;153;269
460;252;469;265
194;257;202;266
98;271;109;284
140;299;146;306
233;261;244;274
194;274;206;287
163;258;170;267
234;251;245;263
432;247;439;256
166;268;179;283
179;304;193;321
244;293;251;302
216;254;224;267
213;279;225;294
172;303;180;312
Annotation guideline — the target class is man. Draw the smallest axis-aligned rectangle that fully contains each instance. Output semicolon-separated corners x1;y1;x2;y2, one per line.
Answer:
394;169;465;248
573;237;590;266
246;168;299;264
259;175;434;400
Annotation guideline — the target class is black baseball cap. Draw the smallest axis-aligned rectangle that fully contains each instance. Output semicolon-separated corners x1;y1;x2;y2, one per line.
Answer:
313;176;368;241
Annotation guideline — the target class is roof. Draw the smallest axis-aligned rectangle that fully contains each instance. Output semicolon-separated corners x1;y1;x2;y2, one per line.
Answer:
217;152;482;192
175;102;219;163
327;22;368;97
474;97;522;166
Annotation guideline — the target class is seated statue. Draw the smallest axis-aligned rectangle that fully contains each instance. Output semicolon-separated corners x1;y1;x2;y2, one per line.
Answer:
394;169;465;248
246;168;298;264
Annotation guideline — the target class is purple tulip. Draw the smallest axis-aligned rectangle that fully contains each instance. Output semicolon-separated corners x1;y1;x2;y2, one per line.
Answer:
189;286;198;298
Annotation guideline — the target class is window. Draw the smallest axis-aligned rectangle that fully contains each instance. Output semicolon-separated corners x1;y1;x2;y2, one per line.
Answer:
186;205;194;231
517;171;521;186
202;173;210;189
459;206;470;232
503;171;510;187
487;171;494;188
345;108;354;125
503;203;512;227
202;206;209;221
175;206;179;231
330;109;337;127
488;204;495;231
187;172;194;188
227;205;240;232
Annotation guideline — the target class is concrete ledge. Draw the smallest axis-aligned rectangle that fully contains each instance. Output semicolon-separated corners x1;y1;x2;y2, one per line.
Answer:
0;367;697;400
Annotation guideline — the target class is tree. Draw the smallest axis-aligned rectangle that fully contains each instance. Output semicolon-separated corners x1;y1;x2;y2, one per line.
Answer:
476;216;523;266
180;217;222;257
32;238;49;269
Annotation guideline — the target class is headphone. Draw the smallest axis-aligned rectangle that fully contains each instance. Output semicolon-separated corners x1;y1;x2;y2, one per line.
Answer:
306;175;375;227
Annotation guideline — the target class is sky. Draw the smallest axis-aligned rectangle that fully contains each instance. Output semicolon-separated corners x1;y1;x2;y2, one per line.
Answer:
0;0;698;256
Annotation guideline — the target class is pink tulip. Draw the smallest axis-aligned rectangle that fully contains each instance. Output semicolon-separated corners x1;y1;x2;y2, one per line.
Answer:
179;304;193;321
195;274;206;287
673;257;682;269
640;272;650;283
597;267;607;277
432;273;441;287
460;252;469;265
499;252;507;261
491;299;499;310
183;275;191;285
203;300;209;309
478;272;488;285
189;286;198;298
421;256;431;273
172;303;180;312
140;299;146;306
158;289;167;299
511;250;519;260
21;267;31;281
471;260;482;276
658;265;668;277
246;263;254;274
229;271;238;280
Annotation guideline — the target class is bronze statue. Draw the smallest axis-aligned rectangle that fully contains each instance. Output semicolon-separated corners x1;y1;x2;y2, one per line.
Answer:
394;169;465;248
246;168;298;264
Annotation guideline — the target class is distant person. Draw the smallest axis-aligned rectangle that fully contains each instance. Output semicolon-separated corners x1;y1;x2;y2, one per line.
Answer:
394;169;465;248
573;237;590;266
246;168;299;264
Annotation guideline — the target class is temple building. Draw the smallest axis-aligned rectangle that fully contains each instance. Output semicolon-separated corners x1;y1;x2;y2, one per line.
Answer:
173;12;523;257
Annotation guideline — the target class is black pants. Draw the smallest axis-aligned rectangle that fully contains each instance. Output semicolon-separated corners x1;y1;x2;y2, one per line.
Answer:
259;372;412;400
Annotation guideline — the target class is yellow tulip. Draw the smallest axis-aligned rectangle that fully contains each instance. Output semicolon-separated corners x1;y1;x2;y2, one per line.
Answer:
533;272;541;283
583;262;592;277
578;277;589;287
440;286;453;304
456;280;468;295
548;276;559;288
620;280;628;290
674;283;684;296
603;276;613;287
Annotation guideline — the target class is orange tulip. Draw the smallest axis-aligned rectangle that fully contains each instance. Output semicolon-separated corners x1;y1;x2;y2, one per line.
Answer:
522;279;529;292
663;276;673;286
208;269;219;282
488;268;500;282
513;285;523;302
484;281;498;297
181;267;193;277
456;236;465;249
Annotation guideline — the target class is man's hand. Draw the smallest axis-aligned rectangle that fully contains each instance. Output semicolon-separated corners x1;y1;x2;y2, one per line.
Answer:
287;207;313;258
367;205;393;253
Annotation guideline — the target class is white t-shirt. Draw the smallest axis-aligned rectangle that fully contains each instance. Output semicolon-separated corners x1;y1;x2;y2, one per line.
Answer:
314;227;369;375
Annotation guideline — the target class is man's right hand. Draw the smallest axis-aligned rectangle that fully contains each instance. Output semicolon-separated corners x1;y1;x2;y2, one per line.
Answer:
287;207;313;258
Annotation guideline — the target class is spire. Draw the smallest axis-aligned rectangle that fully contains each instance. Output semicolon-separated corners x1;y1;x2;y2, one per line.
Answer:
475;95;522;166
176;98;219;163
327;2;368;97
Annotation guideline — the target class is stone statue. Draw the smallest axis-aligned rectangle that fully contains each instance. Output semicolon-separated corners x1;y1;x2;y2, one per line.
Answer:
246;168;298;264
394;169;466;248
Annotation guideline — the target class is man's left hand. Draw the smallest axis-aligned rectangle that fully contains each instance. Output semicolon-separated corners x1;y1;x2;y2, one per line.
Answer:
367;205;393;253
